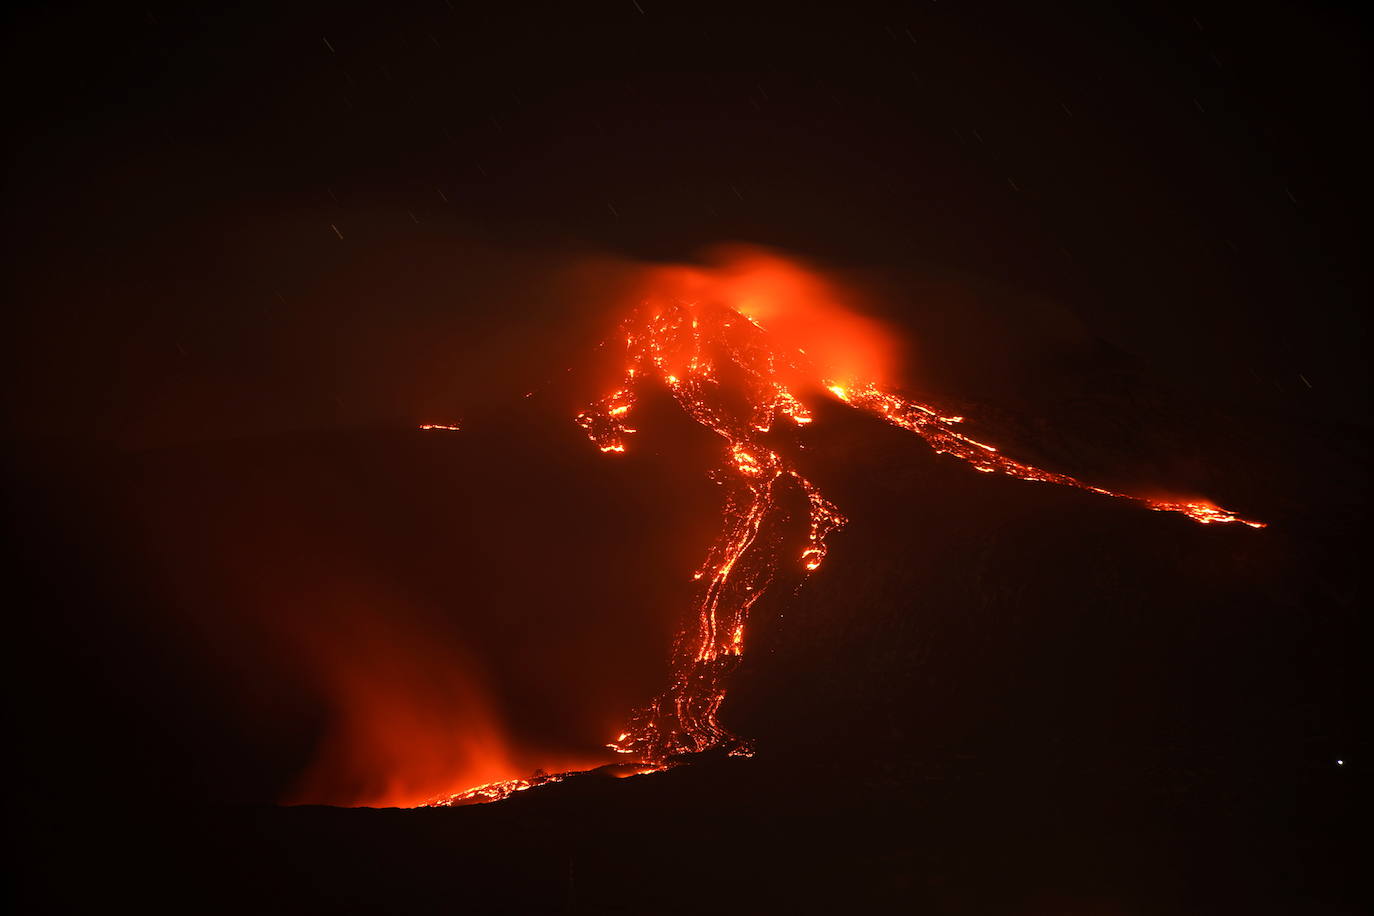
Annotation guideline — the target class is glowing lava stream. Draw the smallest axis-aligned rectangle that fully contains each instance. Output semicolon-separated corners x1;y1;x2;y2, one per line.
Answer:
576;300;1264;766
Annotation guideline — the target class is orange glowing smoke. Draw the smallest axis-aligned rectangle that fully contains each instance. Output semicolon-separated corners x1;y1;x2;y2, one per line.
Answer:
288;645;519;809
575;248;1264;765
638;246;900;389
280;580;605;809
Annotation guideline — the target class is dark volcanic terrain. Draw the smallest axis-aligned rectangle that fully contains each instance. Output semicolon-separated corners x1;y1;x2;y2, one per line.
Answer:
7;357;1362;914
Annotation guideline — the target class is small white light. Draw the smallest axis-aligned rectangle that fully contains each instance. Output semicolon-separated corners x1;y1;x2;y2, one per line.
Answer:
1337;759;1344;765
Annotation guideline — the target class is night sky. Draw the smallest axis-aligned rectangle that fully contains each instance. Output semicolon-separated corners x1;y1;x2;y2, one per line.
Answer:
4;2;1366;913
6;0;1368;448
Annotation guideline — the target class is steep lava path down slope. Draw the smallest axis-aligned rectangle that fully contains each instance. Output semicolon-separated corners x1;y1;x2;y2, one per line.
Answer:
7;336;1363;914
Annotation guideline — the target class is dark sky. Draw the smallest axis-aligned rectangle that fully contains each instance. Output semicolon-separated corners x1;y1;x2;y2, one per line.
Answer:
4;0;1368;450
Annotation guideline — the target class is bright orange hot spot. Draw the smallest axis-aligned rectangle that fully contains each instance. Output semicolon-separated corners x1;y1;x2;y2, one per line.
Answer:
634;246;900;389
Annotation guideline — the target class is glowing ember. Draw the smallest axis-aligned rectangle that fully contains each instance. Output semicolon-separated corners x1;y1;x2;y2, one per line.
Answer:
419;423;463;431
577;296;1264;765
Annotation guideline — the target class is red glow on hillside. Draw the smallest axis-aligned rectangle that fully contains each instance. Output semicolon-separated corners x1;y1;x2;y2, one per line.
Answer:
287;652;518;809
280;584;608;809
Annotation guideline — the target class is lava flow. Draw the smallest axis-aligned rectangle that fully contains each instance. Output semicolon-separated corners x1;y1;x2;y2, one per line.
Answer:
578;301;847;762
823;382;1266;528
575;283;1264;766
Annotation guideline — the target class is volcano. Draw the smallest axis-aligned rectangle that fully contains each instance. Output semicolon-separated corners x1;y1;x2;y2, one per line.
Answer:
7;0;1364;908
9;263;1359;913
